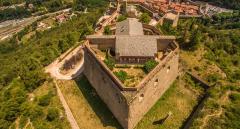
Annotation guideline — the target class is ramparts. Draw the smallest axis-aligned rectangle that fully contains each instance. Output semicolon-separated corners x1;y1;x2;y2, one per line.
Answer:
83;40;179;129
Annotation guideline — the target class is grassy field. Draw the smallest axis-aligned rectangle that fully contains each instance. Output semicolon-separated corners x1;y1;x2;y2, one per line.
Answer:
57;76;122;129
135;75;204;129
180;46;227;84
57;75;204;129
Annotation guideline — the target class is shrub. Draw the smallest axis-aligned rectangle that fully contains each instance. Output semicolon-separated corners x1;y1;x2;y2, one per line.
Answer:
205;99;220;109
229;93;240;102
117;15;127;22
143;60;159;73
103;25;111;35
207;73;220;84
104;58;115;70
193;66;201;71
47;107;59;121
38;91;53;106
28;105;44;120
114;70;128;82
139;13;151;24
115;64;131;68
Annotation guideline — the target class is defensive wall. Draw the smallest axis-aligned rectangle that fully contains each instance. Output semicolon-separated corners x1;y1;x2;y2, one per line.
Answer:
128;43;179;128
83;40;179;129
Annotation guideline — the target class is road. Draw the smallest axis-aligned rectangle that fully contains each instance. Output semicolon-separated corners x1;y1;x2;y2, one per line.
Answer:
0;8;71;41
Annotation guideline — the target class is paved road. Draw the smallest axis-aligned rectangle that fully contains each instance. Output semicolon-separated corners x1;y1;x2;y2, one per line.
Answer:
0;8;72;41
54;80;80;129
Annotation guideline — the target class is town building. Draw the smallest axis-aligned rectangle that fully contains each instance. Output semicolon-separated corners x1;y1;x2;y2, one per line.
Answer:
84;18;179;129
159;12;180;27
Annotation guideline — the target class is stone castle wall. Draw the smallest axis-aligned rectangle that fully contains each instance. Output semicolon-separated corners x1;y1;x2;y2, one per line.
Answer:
88;37;115;50
128;51;179;129
83;46;130;129
83;45;179;129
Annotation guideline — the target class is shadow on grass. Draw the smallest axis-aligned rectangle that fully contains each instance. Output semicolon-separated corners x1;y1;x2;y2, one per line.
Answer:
74;75;122;129
152;115;169;125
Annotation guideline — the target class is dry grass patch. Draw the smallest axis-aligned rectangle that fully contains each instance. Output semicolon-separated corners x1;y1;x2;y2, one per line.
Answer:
135;76;204;129
113;67;146;87
57;77;121;129
180;46;226;82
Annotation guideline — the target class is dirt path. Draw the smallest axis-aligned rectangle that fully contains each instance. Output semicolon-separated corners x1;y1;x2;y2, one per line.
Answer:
200;91;230;129
54;80;80;129
23;118;34;129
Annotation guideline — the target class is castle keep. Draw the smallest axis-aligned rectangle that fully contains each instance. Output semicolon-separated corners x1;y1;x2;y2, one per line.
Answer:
84;18;179;129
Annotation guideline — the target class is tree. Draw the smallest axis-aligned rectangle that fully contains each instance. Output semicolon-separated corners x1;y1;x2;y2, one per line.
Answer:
114;70;128;82
139;13;151;24
189;29;202;50
103;25;111;35
144;60;159;73
47;107;59;121
58;39;69;52
104;57;115;70
38;91;53;106
117;15;127;22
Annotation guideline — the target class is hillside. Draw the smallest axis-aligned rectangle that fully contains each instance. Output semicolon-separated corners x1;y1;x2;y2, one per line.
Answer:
196;0;240;10
0;0;108;128
0;0;239;129
0;0;105;22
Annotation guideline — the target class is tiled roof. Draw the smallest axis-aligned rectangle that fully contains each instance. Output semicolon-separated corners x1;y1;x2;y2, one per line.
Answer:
116;18;144;35
116;35;158;57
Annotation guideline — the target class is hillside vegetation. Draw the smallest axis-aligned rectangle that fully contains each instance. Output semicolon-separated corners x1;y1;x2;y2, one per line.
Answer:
160;10;240;128
0;0;25;6
0;0;108;128
197;0;240;10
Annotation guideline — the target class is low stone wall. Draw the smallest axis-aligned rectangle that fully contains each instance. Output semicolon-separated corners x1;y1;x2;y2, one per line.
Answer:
143;24;162;35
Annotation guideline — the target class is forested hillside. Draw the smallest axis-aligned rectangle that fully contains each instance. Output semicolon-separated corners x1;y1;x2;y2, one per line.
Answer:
197;0;240;10
0;0;25;6
160;9;240;128
0;0;108;128
0;0;72;22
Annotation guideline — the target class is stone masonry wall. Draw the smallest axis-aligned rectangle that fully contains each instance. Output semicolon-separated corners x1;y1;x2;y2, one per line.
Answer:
88;38;115;50
83;45;179;129
83;47;129;129
128;52;179;129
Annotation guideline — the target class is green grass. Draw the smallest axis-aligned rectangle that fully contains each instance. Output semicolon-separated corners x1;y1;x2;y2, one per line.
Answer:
58;75;204;129
31;81;71;129
135;78;203;129
58;76;122;129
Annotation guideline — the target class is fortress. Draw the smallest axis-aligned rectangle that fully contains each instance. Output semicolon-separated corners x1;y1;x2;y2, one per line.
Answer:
83;18;179;129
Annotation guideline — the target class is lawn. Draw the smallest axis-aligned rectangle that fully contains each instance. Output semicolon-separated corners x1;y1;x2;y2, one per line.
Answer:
57;76;122;129
135;75;204;129
57;74;204;129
